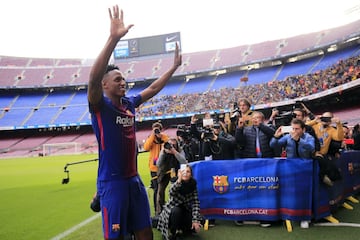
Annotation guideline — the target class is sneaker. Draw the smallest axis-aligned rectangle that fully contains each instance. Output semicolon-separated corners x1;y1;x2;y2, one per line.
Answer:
260;221;271;228
234;220;244;226
323;175;333;186
300;221;310;229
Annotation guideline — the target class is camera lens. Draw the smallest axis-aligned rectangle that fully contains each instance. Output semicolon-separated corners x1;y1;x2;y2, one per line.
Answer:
154;128;160;134
164;142;172;149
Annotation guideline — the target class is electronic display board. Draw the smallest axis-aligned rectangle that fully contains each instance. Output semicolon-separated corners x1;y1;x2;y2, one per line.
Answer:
114;32;181;59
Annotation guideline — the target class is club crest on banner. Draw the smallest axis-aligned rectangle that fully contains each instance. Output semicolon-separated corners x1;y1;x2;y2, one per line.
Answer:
213;175;229;194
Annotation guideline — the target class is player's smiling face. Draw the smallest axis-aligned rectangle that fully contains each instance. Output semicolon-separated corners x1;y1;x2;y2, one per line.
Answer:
103;70;127;97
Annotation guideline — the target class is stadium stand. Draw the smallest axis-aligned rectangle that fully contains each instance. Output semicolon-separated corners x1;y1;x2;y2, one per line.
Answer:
1;19;360;158
0;68;23;86
49;67;79;85
179;50;218;73
18;68;52;87
276;57;321;81
311;44;360;72
210;70;247;90
72;66;91;85
0;56;29;67
279;32;320;56
213;45;249;69
245;39;281;63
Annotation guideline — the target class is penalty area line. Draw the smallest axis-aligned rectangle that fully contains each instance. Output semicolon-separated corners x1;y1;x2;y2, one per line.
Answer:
313;222;360;227
50;213;101;240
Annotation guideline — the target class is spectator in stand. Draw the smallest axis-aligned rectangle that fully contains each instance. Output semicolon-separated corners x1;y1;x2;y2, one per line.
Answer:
156;138;187;215
135;55;360;119
306;112;344;186
144;121;169;213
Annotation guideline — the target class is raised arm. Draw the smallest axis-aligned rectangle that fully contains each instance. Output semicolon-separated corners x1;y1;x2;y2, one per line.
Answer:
87;5;133;105
139;43;182;104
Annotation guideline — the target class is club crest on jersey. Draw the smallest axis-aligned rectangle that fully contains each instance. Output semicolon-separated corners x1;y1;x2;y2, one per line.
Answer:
213;175;229;194
116;116;134;127
112;224;120;232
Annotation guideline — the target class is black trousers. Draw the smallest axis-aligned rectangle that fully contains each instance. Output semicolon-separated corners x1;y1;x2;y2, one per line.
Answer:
156;173;171;215
169;206;192;235
150;171;158;213
314;154;342;181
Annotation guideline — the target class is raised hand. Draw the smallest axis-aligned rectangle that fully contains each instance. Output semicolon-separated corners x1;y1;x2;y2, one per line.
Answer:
108;5;134;40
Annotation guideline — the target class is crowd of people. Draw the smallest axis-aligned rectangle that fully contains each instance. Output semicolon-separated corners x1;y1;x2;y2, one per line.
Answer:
136;55;360;119
143;95;360;236
88;5;360;240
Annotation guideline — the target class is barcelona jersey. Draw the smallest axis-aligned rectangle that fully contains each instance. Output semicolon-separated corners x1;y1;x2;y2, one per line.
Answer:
89;95;141;180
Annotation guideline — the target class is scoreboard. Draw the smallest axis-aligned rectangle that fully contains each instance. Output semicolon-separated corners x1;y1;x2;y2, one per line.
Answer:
113;32;181;59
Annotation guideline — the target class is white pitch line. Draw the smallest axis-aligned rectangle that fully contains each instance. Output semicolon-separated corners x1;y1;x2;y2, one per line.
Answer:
50;213;101;240
313;222;360;227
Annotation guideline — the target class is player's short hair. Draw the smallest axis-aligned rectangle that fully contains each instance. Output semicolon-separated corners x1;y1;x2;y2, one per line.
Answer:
105;64;120;74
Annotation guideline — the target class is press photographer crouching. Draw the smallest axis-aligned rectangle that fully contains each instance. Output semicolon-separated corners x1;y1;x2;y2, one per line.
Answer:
156;138;187;215
190;114;236;161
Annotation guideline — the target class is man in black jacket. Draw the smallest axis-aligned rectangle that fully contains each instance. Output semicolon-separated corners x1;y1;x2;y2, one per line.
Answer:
235;111;275;158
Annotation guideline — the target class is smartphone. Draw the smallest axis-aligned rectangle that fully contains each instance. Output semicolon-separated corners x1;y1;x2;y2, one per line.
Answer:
180;164;187;176
203;118;214;127
281;126;292;133
180;164;187;171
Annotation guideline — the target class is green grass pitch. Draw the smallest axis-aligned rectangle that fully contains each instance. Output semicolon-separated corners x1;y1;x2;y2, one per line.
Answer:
1;152;360;240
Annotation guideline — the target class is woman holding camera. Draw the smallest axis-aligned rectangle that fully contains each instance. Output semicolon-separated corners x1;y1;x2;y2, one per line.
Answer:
156;138;187;215
157;165;202;240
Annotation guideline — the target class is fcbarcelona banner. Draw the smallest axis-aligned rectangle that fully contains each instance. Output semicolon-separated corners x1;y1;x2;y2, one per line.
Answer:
190;158;315;221
313;150;360;217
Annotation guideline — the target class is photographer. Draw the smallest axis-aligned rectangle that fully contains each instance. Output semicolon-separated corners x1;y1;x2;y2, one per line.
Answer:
270;107;321;156
176;125;200;163
306;112;344;186
156;138;187;215
144;121;169;212
190;114;236;161
227;98;254;136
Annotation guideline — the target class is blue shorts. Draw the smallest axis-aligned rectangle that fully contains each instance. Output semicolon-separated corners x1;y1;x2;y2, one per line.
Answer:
97;176;151;239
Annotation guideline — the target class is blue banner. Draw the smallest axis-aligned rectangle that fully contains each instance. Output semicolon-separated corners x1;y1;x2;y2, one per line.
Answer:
191;158;315;221
315;150;360;214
